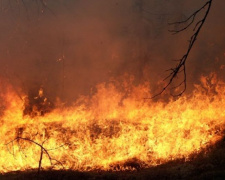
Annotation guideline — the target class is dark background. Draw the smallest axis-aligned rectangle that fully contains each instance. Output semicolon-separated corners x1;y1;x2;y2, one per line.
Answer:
0;0;224;102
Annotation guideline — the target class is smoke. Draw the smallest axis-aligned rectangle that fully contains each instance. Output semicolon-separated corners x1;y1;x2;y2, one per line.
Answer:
0;0;224;103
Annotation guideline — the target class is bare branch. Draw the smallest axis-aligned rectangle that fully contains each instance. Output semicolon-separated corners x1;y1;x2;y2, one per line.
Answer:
38;146;44;175
151;0;213;98
5;137;64;173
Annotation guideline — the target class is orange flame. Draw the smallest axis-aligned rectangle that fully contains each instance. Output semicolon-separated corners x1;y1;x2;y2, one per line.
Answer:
0;72;225;173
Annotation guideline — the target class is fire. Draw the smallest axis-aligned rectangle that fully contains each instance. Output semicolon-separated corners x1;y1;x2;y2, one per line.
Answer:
0;72;225;173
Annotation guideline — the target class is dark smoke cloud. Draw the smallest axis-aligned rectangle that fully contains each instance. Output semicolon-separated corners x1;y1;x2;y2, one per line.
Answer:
0;0;224;103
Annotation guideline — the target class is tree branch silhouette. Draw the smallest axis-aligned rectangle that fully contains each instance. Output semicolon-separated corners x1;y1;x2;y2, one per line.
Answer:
6;137;64;175
152;0;213;98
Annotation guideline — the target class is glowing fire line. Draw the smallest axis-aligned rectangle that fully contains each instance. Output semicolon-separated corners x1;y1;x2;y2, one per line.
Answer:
0;72;225;173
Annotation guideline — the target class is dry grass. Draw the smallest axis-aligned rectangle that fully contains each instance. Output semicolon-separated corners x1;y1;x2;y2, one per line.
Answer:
1;137;225;180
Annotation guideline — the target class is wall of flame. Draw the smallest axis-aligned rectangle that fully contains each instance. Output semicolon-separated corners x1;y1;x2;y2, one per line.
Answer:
0;73;225;172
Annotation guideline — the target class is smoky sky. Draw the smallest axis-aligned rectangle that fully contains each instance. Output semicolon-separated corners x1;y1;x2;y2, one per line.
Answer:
0;0;224;102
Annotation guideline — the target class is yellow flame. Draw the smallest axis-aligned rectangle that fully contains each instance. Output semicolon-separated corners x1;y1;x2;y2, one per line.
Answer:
0;72;225;173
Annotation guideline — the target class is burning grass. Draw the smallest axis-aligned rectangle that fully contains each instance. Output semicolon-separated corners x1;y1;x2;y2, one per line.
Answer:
1;138;225;180
0;72;225;175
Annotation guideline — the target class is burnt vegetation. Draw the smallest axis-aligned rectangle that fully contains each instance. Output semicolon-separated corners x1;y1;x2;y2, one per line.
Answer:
23;87;55;117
